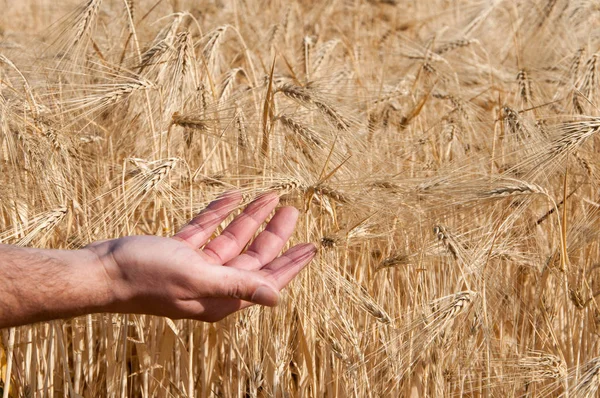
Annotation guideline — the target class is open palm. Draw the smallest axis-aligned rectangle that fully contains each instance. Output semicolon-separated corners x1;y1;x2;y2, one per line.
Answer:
86;192;315;322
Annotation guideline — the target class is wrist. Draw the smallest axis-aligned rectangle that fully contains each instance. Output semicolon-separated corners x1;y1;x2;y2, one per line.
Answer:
72;247;118;315
83;241;135;313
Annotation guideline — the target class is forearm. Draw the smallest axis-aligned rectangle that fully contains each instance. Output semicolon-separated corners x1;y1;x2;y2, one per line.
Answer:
0;245;114;328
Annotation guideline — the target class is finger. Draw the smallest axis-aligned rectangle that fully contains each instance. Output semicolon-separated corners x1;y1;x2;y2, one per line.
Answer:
202;192;279;264
172;191;242;248
205;265;280;307
260;243;317;288
235;243;316;311
225;206;299;270
197;243;316;318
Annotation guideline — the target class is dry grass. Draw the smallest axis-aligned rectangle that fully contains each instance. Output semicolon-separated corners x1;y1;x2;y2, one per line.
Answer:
2;0;600;396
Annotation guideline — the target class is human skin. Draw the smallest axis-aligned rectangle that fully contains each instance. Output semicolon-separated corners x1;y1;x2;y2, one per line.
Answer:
0;191;316;329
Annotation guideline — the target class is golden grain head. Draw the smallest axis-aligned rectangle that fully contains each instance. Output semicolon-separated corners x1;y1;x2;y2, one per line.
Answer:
0;0;598;396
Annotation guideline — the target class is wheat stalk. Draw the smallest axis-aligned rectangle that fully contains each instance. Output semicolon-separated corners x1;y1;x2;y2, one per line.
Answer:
72;0;102;48
171;112;206;131
139;158;179;194
567;357;600;398
517;352;567;382
0;205;68;247
479;179;547;199
5;1;600;396
276;114;323;148
435;38;475;55
517;69;533;104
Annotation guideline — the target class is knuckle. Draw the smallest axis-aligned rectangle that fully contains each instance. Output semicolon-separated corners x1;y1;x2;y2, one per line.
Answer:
264;230;285;246
228;279;247;300
203;247;224;263
222;230;242;249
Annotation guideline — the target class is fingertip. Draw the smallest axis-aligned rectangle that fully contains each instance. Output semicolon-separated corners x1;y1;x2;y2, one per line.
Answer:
206;191;243;214
294;243;317;268
289;242;318;257
306;243;318;261
218;190;243;203
273;206;300;223
251;285;280;306
256;191;280;205
285;206;300;218
241;191;279;215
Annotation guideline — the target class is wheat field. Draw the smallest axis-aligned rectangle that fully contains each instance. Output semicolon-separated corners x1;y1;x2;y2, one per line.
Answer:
1;0;600;396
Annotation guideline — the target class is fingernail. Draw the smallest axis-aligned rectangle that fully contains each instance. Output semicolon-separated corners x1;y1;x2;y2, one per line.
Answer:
252;285;280;307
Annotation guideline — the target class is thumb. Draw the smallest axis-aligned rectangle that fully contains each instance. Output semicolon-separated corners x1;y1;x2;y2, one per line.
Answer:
209;266;280;306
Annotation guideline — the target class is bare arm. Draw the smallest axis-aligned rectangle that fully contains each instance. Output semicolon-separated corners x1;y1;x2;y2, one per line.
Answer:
0;192;315;329
0;245;113;329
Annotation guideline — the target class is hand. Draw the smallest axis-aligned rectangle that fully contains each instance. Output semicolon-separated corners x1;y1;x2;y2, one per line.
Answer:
85;192;316;322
